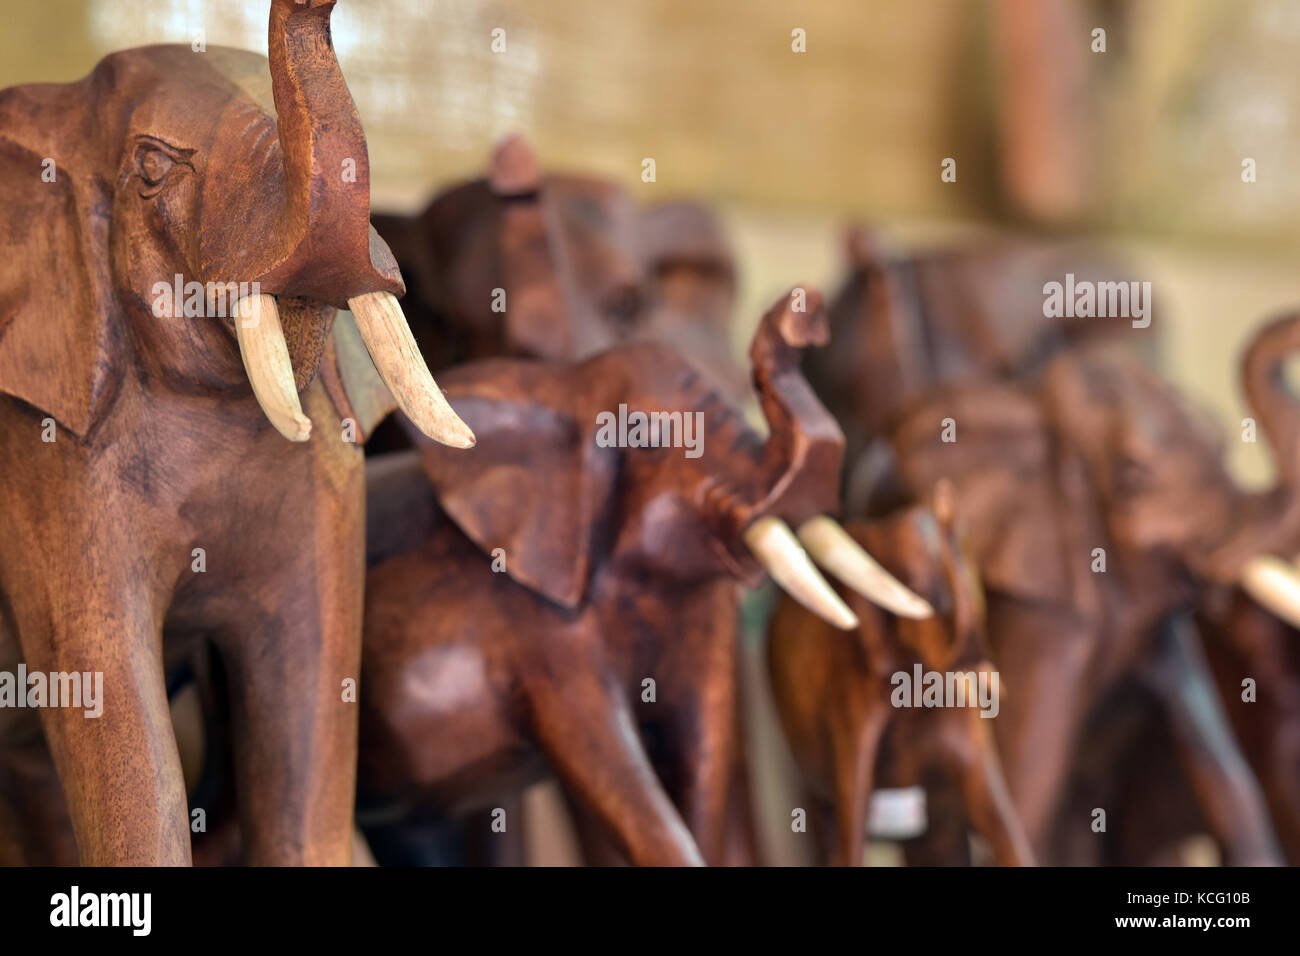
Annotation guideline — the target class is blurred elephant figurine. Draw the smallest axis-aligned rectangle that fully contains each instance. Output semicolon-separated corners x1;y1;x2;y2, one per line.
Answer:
357;289;932;866
372;135;744;397
804;228;1161;510
768;482;1033;866
0;0;470;864
1049;590;1300;866
882;314;1300;863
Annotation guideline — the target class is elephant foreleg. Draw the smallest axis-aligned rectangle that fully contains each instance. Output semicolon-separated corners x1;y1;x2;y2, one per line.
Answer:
525;656;705;866
1146;614;1282;866
986;597;1094;857
219;563;363;864
218;454;366;866
662;653;737;864
943;709;1035;866
829;703;887;867
7;577;188;864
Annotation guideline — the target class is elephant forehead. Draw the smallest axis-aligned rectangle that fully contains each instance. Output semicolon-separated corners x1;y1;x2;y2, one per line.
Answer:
204;47;276;113
111;47;274;150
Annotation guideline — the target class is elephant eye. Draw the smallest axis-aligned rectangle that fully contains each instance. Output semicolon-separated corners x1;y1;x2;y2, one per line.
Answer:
140;149;174;185
132;140;191;197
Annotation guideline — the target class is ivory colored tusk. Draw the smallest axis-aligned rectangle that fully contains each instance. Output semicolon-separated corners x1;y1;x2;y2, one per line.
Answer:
744;516;858;630
797;516;935;620
347;291;475;449
1240;555;1300;630
234;294;312;442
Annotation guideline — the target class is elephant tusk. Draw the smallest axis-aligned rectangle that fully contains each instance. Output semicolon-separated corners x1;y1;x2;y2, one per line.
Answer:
234;294;312;442
348;291;476;449
797;516;935;620
744;516;858;630
1240;555;1300;630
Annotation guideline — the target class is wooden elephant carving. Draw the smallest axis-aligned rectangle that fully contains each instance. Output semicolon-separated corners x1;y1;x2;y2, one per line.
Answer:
356;289;932;866
881;313;1300;863
768;483;1032;866
372;136;744;397
1046;588;1300;867
0;0;472;864
803;229;1161;508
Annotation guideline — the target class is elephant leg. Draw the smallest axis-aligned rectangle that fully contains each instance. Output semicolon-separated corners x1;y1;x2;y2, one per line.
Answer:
662;649;737;865
220;592;362;864
1145;614;1282;865
986;597;1094;857
561;788;628;866
942;709;1034;866
829;704;887;867
525;658;704;866
900;782;972;866
218;483;365;865
6;576;188;864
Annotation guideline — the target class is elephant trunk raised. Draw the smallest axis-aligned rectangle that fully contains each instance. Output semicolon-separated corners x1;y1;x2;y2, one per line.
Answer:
199;0;471;447
1202;312;1300;624
699;288;934;627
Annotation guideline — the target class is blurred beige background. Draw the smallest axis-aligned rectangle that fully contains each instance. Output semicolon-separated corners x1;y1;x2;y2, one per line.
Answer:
4;0;1299;864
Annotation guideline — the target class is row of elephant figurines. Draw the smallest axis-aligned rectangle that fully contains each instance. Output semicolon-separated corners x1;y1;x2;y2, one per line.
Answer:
6;125;1299;865
0;5;940;866
1;3;1296;864
329;133;1300;867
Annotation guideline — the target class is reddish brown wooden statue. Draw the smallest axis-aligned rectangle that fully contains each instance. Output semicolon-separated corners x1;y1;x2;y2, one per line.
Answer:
882;315;1300;863
357;289;931;865
0;0;471;864
768;482;1033;866
1044;580;1300;866
804;229;1160;511
372;135;745;397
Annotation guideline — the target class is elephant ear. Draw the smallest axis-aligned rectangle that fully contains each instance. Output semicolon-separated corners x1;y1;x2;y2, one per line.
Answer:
0;132;124;439
889;382;1075;606
406;358;618;610
318;309;396;443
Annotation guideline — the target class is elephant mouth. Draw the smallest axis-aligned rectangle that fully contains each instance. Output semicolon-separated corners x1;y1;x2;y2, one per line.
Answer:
231;291;475;448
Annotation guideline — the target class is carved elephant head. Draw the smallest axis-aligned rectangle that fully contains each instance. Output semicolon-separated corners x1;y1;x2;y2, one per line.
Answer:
889;313;1300;624
805;227;1162;458
0;0;468;447
407;288;932;627
372;136;744;396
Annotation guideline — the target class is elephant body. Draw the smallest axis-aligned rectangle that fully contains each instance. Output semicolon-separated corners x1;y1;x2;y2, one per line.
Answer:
768;498;1032;866
353;290;925;866
0;380;365;864
359;473;736;865
883;322;1300;863
0;0;470;864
